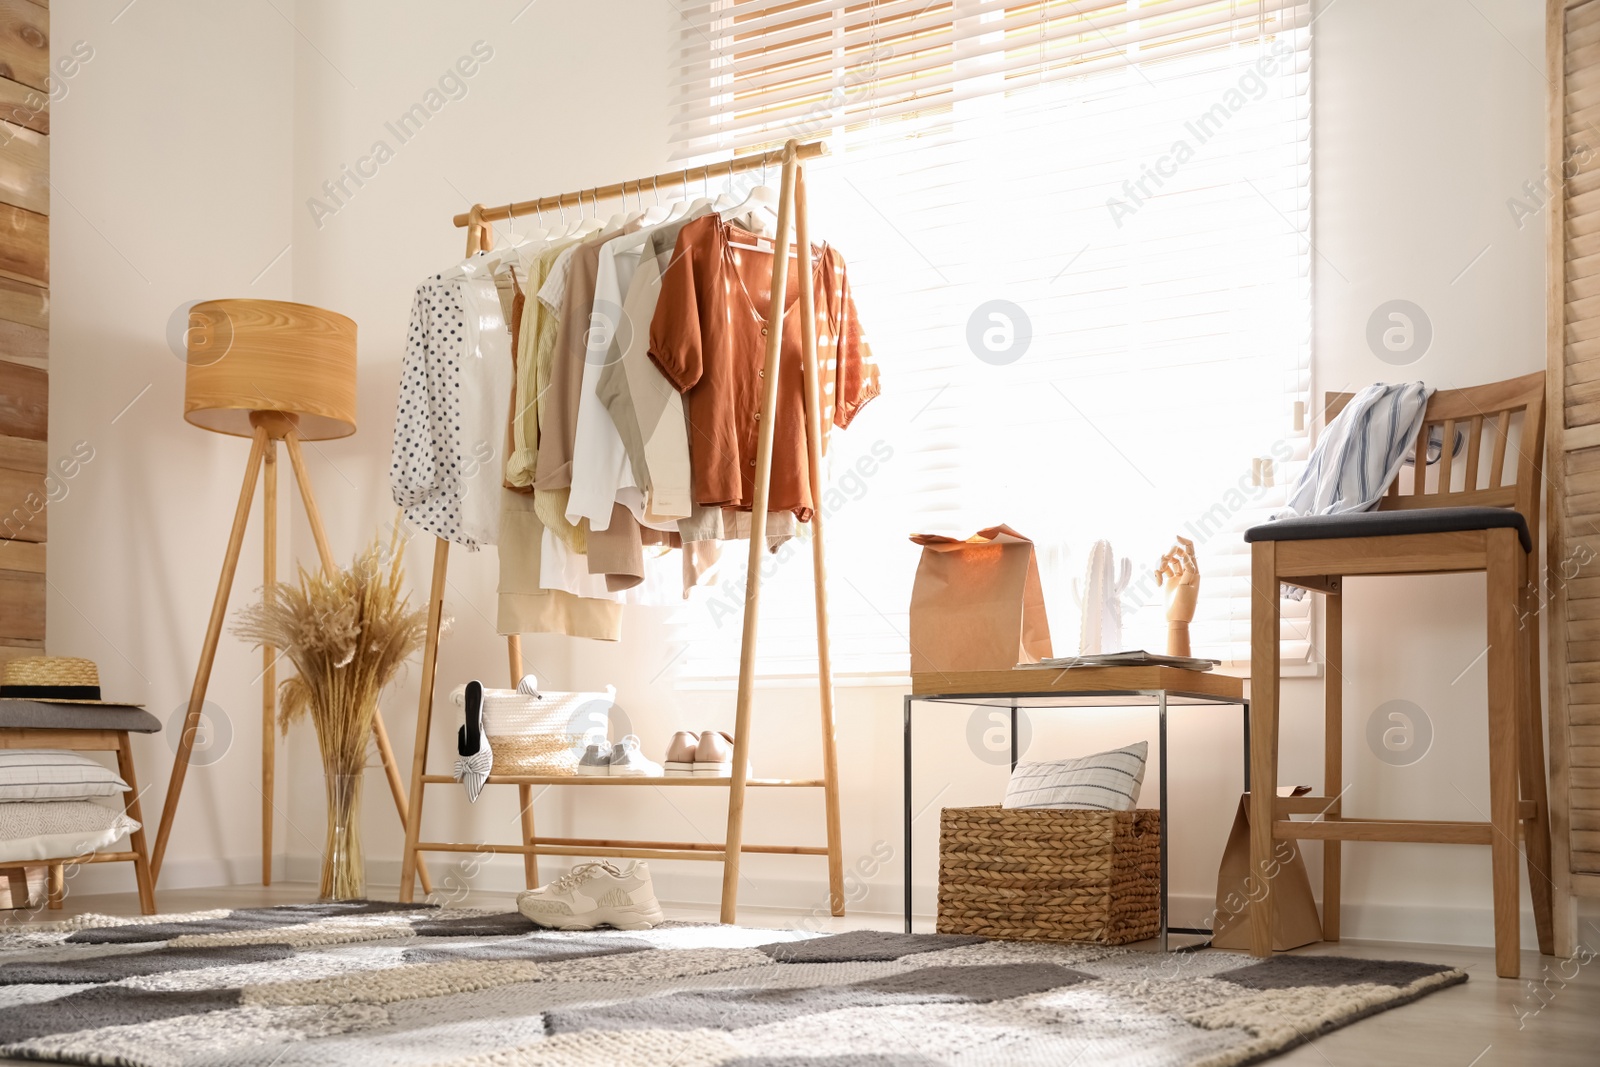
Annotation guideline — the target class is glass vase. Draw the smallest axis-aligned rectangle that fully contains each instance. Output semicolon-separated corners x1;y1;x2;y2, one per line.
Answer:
319;772;366;901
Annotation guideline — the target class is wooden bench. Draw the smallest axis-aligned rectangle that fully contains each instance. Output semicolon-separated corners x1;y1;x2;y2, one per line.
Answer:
0;700;160;914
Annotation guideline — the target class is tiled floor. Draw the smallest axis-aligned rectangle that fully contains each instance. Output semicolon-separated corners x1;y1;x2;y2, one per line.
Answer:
3;883;1594;1066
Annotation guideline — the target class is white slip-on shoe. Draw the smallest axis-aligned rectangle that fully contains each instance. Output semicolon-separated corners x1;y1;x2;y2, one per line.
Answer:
663;730;698;776
517;860;666;930
452;680;493;802
607;735;662;777
575;741;613;776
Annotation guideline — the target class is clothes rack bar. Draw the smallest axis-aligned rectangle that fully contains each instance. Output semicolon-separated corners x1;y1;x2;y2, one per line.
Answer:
449;143;829;228
399;140;844;926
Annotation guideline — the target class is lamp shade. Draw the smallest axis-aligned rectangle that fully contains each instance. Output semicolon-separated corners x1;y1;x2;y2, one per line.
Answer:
183;299;358;440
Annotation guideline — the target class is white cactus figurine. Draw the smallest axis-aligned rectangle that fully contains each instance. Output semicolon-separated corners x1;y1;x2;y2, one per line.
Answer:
1074;540;1132;655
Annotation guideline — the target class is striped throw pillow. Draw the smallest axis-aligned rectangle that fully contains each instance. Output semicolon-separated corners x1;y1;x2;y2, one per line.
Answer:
0;750;129;802
1002;742;1148;811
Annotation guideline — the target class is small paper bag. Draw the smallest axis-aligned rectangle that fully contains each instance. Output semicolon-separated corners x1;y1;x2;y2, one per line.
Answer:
1211;793;1324;950
907;524;1053;674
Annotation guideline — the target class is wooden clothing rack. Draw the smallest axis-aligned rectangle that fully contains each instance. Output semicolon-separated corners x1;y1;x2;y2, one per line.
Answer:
398;139;845;923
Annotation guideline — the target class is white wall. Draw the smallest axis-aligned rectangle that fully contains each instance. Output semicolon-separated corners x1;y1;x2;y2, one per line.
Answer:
48;0;1598;943
50;0;295;892
279;0;676;897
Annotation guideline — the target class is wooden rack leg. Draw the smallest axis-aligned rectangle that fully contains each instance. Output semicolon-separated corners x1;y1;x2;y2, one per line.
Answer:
518;785;539;890
286;430;432;895
720;142;800;924
794;165;845;915
508;633;539;889
400;537;451;902
262;440;277;887
151;425;269;882
47;863;62;910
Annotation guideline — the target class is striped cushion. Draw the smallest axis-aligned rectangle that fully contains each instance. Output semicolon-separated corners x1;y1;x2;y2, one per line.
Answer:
0;750;129;802
1002;742;1147;811
0;801;138;864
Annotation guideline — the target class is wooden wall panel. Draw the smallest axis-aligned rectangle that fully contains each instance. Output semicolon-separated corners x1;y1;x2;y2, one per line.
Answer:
0;75;45;134
0;201;44;286
0;274;45;330
0;569;42;641
0;640;42;670
0;317;43;369
0;465;45;542
0;358;43;438
0;118;46;214
0;1;48;93
0;0;41;647
0;432;41;472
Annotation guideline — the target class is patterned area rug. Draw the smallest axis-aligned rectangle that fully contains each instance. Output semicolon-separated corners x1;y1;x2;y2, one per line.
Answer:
0;903;1466;1066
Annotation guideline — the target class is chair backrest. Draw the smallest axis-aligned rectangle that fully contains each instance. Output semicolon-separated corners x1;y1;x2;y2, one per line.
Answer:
1324;371;1546;539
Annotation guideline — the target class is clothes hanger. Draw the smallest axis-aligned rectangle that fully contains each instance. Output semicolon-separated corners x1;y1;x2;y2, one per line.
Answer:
602;183;633;232
449;214;534;279
723;154;800;254
685;164;719;217
509;199;549;247
720;152;781;228
650;175;683;225
666;169;694;222
711;165;741;212
563;189;602;238
640;178;671;226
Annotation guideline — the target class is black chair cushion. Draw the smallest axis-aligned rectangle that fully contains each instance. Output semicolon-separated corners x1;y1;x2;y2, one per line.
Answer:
1243;506;1531;553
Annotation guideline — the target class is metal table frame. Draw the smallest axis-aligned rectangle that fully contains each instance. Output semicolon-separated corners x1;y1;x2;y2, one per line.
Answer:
903;687;1250;951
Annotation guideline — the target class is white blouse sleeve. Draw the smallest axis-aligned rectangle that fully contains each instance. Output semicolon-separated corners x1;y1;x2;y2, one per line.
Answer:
389;284;438;509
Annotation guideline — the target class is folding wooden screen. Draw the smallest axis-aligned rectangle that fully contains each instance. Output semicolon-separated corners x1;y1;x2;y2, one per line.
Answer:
1544;0;1600;957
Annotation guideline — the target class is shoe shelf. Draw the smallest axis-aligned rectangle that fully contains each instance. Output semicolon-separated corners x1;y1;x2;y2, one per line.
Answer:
418;774;826;788
415;836;829;864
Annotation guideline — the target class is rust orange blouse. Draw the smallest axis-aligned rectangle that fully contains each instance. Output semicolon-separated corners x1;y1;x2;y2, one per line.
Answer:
648;214;878;521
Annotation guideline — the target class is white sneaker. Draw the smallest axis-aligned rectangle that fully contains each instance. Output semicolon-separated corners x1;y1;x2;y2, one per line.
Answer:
607;735;662;777
516;861;665;930
575;741;613;776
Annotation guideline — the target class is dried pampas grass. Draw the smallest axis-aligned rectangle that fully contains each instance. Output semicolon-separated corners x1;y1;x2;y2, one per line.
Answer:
233;528;428;781
234;527;427;899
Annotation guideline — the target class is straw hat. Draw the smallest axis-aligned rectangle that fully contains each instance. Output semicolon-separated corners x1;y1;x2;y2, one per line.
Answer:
0;657;142;706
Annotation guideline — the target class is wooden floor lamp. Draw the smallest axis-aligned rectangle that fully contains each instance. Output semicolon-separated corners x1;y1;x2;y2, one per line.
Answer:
149;299;429;894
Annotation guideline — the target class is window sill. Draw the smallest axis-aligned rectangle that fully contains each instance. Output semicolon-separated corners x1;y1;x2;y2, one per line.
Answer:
675;662;1324;692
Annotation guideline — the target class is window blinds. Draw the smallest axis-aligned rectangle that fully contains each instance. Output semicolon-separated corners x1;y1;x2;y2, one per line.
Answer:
671;0;1307;159
669;0;1313;683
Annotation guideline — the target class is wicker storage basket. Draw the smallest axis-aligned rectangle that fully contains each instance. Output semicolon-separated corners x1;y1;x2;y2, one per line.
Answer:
450;684;615;777
937;805;1161;945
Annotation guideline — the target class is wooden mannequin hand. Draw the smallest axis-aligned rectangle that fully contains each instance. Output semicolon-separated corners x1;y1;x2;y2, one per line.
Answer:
1156;536;1199;656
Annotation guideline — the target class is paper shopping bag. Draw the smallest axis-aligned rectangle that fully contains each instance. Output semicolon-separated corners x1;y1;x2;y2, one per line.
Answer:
1211;793;1323;950
907;524;1053;674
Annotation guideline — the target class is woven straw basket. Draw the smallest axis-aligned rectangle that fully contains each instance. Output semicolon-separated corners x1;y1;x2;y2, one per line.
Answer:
937;805;1161;945
481;687;613;777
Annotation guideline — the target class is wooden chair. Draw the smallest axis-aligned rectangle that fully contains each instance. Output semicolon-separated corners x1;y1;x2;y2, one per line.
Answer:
1245;371;1555;979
